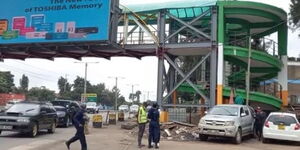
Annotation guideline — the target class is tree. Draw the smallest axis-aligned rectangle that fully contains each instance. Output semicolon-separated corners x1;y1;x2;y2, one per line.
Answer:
27;86;56;101
0;71;15;93
19;74;29;93
57;76;72;99
135;90;142;103
290;0;300;35
71;76;92;101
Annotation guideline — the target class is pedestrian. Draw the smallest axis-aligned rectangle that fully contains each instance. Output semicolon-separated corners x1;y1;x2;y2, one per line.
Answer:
254;107;267;141
65;104;88;150
137;102;148;148
148;103;160;149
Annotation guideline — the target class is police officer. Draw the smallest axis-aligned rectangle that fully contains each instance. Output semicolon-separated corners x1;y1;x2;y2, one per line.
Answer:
66;104;87;150
148;103;160;149
254;107;267;141
137;102;148;148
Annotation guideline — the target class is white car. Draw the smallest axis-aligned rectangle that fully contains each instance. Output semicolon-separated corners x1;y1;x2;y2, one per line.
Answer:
130;105;139;113
5;100;20;110
119;105;129;112
263;112;300;143
86;102;98;114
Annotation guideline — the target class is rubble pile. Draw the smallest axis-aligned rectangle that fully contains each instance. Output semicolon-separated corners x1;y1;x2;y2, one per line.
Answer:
122;120;200;141
160;121;200;141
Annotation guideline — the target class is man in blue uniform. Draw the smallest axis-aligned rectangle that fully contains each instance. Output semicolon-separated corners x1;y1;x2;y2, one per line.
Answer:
66;104;87;150
148;103;160;149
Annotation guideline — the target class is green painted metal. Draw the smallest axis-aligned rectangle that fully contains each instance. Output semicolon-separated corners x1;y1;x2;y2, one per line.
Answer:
278;23;288;56
224;46;283;70
177;83;282;110
218;4;224;43
224;8;281;22
223;87;282;110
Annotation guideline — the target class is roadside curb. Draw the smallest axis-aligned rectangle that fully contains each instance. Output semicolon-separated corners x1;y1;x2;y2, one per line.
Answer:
8;139;64;150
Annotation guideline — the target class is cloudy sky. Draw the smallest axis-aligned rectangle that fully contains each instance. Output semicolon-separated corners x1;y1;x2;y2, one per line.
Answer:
0;0;299;102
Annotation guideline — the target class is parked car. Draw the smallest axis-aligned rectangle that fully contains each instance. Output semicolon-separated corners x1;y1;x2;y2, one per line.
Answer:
262;112;300;143
0;101;58;137
86;102;98;114
54;106;71;127
198;104;255;144
130;105;139;113
4;100;20;110
51;100;80;121
119;105;129;112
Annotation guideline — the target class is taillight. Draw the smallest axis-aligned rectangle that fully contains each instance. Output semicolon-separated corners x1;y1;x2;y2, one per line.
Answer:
265;121;270;128
294;124;300;130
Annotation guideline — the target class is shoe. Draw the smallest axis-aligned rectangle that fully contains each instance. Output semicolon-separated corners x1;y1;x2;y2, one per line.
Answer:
65;142;70;150
148;145;153;149
155;144;159;149
138;144;145;148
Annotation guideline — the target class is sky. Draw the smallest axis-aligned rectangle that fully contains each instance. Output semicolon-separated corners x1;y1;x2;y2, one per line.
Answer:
0;0;299;102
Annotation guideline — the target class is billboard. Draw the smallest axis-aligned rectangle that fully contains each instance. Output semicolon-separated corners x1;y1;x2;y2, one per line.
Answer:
0;0;111;44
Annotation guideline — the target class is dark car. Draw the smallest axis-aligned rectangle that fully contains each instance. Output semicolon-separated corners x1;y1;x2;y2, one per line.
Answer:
51;100;80;124
54;106;71;127
0;101;58;137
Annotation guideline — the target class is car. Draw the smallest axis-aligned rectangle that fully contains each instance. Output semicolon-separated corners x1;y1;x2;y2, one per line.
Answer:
198;104;255;144
119;105;129;112
51;100;80;121
262;112;300;143
0;101;58;137
4;100;20;110
54;106;71;127
86;102;98;114
130;105;139;113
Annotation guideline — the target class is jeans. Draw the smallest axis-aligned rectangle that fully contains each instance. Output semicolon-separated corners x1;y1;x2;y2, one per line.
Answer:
138;123;146;146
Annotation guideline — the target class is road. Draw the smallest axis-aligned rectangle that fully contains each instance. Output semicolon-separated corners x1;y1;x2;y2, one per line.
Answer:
1;112;300;150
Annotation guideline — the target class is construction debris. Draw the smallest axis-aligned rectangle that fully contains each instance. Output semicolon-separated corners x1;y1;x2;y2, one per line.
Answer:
160;122;199;141
121;122;138;130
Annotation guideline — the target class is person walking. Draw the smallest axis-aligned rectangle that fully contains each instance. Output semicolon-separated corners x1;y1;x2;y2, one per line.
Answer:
148;103;160;149
65;104;88;150
254;107;267;141
137;102;148;148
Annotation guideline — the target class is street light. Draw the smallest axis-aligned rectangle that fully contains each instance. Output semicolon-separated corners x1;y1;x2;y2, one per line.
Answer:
74;61;99;102
108;76;125;111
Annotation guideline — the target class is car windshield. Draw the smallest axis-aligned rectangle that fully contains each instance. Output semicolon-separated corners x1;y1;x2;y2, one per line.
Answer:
54;106;66;111
87;103;96;106
51;101;70;107
268;115;297;126
7;103;40;116
209;106;239;116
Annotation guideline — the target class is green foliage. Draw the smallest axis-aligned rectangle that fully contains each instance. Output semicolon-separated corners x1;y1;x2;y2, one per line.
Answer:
0;71;15;93
27;86;56;101
57;76;72;99
290;0;300;35
19;74;29;93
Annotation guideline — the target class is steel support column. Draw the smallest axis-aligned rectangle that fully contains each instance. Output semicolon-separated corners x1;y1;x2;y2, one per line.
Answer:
210;6;217;107
156;10;166;108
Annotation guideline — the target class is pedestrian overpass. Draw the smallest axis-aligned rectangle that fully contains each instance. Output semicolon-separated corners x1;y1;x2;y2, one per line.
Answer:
0;0;288;112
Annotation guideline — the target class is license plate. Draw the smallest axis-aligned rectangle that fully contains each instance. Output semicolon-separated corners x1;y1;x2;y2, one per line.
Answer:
0;125;13;130
278;125;285;130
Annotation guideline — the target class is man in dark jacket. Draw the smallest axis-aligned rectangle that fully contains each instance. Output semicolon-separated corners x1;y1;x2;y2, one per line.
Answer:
66;104;87;150
148;103;160;149
254;107;267;141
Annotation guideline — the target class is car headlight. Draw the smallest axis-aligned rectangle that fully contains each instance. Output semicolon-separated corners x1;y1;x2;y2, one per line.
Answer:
199;119;206;125
17;118;30;123
224;121;235;126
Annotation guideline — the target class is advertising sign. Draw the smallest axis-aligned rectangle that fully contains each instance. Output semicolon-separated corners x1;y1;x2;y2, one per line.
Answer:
0;0;111;44
81;93;97;102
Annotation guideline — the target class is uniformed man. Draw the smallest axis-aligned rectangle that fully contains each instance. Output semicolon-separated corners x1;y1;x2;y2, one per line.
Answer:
254;107;267;141
65;104;87;150
148;103;160;149
137;102;148;148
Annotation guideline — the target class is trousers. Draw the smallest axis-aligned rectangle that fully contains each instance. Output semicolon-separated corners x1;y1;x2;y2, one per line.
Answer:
67;125;87;150
138;123;146;146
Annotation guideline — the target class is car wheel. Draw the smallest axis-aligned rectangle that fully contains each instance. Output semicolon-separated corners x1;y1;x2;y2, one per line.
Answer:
29;123;38;137
48;122;56;133
234;128;242;144
199;134;208;141
64;117;70;128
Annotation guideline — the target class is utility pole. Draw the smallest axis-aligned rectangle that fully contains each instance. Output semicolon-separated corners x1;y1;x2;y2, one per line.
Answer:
246;36;252;106
127;84;139;104
75;62;99;102
108;76;125;111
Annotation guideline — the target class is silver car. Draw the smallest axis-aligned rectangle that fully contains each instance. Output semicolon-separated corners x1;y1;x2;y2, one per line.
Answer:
198;104;255;144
